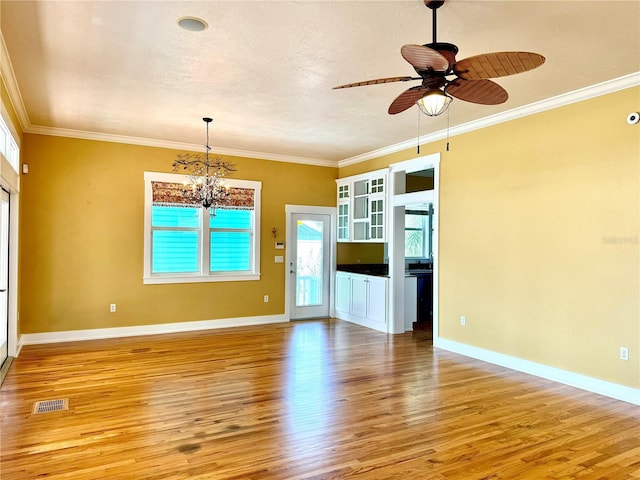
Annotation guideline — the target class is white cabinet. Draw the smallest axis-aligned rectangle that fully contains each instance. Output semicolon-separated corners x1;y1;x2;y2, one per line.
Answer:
335;272;388;332
336;170;387;243
335;271;351;312
336;180;350;242
350;275;369;318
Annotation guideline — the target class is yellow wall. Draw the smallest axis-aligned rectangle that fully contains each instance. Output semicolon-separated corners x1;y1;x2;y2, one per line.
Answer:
19;134;337;333
340;87;640;389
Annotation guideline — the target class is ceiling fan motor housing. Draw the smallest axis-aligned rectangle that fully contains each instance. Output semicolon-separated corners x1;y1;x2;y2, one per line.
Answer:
424;42;458;68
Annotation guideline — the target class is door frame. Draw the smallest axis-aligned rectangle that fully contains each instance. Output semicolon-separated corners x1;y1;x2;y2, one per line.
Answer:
284;205;337;321
387;152;440;336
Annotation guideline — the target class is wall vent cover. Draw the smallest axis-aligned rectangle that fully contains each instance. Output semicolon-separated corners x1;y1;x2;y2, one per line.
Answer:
32;398;69;415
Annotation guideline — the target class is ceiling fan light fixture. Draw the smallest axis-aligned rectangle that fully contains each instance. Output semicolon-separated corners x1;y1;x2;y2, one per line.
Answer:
417;89;452;116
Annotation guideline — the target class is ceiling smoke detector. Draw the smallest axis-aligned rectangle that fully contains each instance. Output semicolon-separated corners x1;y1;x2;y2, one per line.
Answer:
177;16;208;32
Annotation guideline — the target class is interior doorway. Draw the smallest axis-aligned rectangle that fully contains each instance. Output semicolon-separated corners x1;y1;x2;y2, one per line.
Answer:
285;206;336;320
388;153;440;337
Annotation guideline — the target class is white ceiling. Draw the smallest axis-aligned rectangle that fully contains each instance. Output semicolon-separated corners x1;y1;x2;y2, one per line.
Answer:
2;1;639;164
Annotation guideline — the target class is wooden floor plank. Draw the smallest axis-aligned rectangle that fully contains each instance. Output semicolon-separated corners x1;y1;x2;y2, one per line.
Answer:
1;319;639;479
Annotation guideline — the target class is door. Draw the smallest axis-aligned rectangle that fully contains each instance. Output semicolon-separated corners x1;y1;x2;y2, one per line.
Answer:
0;189;9;370
289;213;331;319
350;275;368;318
335;272;351;313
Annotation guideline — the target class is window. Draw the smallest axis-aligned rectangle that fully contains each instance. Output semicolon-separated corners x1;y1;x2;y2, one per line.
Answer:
0;115;19;172
144;172;261;284
405;206;433;259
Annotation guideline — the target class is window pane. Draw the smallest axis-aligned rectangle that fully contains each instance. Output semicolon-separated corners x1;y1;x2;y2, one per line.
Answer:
296;220;323;307
210;209;251;229
152;206;199;228
210;232;251;271
405;230;424;258
405;214;424;229
152;230;199;273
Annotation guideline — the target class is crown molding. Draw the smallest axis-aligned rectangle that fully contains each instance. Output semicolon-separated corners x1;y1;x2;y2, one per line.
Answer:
338;72;640;167
24;124;336;167
0;32;29;142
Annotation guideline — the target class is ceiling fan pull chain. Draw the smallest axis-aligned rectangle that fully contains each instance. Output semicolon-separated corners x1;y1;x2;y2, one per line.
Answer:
446;106;450;152
417;106;422;154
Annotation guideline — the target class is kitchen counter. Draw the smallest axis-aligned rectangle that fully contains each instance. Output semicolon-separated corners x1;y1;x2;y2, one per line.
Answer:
405;268;433;276
337;263;388;277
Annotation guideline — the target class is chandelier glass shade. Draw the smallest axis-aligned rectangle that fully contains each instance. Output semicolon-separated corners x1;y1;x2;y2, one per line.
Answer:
417;89;452;117
172;117;235;209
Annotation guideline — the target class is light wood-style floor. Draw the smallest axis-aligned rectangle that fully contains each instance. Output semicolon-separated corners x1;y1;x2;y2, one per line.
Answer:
1;319;639;479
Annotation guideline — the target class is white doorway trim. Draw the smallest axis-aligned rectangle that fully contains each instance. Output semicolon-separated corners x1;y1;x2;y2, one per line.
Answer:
284;205;337;321
387;152;440;335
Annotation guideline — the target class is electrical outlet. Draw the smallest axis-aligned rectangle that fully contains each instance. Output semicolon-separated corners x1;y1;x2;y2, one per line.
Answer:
110;303;117;313
460;315;466;326
264;295;269;303
620;346;629;361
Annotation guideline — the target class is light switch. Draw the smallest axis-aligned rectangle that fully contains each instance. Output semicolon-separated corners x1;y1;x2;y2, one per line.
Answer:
275;256;284;263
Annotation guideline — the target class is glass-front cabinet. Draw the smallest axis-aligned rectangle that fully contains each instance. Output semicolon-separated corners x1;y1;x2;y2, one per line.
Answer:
336;169;387;243
337;180;350;241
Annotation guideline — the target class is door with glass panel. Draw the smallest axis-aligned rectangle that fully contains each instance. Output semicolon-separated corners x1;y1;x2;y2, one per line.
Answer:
0;189;9;370
289;214;330;319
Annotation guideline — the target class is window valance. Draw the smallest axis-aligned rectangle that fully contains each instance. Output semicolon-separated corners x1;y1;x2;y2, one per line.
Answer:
151;181;255;209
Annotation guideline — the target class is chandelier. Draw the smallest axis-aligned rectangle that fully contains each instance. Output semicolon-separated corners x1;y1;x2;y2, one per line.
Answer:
172;117;236;209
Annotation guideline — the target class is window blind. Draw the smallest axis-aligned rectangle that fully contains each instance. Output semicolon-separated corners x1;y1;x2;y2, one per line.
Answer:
151;181;255;209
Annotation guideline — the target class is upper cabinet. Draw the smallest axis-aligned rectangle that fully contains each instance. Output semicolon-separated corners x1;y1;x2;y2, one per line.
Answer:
336;169;387;243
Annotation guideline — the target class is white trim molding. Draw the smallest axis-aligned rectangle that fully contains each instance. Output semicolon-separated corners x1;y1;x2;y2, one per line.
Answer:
25;124;336;168
20;314;288;346
434;337;640;406
338;72;640;167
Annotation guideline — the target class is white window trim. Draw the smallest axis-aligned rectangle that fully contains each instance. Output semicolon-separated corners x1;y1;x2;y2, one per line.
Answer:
0;113;19;173
143;171;261;284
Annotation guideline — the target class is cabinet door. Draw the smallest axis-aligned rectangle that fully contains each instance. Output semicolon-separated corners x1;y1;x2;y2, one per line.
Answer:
335;273;351;313
337;202;350;241
369;197;384;240
337;182;350;200
367;276;387;324
350;276;368;318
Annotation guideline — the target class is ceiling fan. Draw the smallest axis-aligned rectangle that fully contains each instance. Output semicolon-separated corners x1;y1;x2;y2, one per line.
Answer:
334;0;545;116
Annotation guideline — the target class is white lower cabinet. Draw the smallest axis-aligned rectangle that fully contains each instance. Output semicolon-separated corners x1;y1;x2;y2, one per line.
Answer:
335;272;388;332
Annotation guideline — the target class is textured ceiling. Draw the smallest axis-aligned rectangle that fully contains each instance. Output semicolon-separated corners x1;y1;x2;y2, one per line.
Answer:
1;1;639;164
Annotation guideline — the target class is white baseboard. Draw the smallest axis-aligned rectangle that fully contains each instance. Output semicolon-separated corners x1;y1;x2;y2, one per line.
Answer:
15;334;23;357
20;314;289;346
434;337;640;406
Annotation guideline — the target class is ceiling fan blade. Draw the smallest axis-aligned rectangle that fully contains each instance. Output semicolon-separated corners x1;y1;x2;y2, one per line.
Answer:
445;79;508;105
454;52;545;80
401;44;449;72
388;86;428;115
333;76;421;89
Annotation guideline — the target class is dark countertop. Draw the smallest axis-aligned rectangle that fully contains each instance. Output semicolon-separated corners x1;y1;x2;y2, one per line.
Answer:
405;269;433;276
337;264;433;278
337;263;388;277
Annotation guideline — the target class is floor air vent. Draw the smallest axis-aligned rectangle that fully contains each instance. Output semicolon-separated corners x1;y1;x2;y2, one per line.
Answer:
32;398;69;415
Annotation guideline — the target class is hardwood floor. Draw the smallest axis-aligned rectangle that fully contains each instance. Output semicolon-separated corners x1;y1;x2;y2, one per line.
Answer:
1;319;639;479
